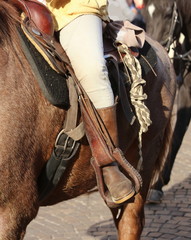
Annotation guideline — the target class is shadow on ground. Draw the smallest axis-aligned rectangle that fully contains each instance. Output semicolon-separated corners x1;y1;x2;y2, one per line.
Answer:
86;175;191;240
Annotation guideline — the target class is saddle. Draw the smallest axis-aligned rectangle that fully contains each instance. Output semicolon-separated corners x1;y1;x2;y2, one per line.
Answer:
9;0;54;35
10;0;155;206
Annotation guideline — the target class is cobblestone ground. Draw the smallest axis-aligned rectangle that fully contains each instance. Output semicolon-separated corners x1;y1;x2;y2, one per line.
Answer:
25;117;191;240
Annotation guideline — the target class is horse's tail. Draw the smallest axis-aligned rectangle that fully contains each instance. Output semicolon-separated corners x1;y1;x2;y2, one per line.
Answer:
0;1;20;47
150;115;173;187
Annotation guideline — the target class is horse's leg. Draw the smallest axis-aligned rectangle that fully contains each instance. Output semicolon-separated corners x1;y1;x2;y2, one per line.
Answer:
152;72;191;192
153;107;191;190
112;122;168;239
111;193;144;240
0;209;25;240
110;141;148;240
0;154;39;240
0;192;38;240
0;185;38;240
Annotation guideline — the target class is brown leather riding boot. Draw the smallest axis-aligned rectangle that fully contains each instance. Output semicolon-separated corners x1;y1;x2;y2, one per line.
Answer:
97;105;135;204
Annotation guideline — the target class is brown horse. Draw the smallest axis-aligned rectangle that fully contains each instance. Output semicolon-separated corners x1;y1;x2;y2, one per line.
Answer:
0;1;176;240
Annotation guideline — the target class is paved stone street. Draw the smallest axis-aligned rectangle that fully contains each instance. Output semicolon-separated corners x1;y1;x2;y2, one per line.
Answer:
25;113;191;240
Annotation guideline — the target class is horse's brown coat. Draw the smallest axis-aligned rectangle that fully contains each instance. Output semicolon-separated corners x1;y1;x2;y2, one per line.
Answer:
0;1;176;239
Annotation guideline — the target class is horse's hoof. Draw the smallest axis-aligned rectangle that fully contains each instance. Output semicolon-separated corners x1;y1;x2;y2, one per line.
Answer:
146;189;163;204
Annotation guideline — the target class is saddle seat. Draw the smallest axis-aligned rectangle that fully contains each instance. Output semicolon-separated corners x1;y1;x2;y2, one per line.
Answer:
10;0;54;36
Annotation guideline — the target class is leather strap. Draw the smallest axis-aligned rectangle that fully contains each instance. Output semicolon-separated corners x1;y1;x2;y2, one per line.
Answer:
62;78;84;141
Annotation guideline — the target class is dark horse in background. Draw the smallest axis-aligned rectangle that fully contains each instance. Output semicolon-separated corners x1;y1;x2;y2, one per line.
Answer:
142;0;191;202
0;1;176;239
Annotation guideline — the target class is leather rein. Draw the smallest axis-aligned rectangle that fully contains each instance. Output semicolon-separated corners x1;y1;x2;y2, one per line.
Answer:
162;1;191;64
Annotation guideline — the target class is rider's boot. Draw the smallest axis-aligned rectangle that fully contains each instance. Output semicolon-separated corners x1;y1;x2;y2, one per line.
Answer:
97;105;135;204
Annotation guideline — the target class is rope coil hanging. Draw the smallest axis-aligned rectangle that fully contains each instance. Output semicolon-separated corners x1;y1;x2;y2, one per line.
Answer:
117;43;152;171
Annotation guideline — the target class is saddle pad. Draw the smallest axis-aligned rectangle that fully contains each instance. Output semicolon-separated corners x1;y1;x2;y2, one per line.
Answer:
18;28;70;110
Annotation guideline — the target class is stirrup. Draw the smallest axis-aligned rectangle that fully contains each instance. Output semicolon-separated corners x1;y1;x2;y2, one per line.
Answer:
91;147;142;208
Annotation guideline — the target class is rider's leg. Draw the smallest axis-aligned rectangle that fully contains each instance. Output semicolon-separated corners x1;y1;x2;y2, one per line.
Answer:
96;105;135;203
59;15;135;203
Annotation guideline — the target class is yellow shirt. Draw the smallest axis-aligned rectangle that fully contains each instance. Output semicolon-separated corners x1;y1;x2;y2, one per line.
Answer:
46;0;109;31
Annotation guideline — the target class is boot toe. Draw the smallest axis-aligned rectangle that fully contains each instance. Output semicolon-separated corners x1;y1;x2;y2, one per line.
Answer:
110;180;135;204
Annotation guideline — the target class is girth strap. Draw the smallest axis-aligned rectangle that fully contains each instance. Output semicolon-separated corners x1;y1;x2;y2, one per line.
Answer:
38;76;84;202
62;78;84;141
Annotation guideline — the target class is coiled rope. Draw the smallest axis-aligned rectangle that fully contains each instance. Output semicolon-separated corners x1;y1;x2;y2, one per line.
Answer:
117;43;152;171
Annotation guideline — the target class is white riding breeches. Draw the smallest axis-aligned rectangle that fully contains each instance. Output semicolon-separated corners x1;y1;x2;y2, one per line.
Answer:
59;15;114;109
